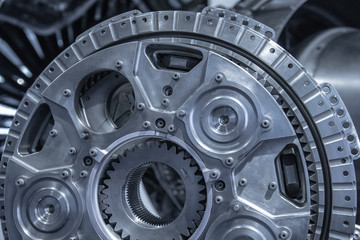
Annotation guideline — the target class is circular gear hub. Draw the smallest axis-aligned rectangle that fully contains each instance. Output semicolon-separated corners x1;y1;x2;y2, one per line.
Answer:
1;7;359;240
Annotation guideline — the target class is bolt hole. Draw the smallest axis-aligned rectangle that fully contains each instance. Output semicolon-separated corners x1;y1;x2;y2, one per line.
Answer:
269;48;275;53
14;120;19;126
347;135;355;142
164;15;169;20
155;118;166;129
337;146;343;152
288;63;293;69
65;52;70;58
265;31;273;38
337;108;345;117
49;67;55;72
345;196;351;201
242;20;249;26
162;85;173;96
82;40;87;45
254;25;261;31
351;148;359;156
342;121;350;129
83;156;94;166
215;180;226;191
343;171;349;176
185;16;191;21
230;15;237;21
24;101;29;107
343;221;349;228
35;83;41;89
250;35;255;41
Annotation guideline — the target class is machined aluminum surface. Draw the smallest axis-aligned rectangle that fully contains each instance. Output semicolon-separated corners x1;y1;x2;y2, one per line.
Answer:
0;7;359;240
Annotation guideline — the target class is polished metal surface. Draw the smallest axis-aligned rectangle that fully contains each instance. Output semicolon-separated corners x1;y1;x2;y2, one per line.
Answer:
0;7;359;240
295;27;360;136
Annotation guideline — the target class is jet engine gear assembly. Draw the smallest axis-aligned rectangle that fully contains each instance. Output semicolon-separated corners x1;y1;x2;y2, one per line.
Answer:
1;5;360;240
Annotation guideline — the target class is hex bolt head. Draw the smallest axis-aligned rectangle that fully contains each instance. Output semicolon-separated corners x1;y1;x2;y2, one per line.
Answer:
63;89;71;97
49;129;57;137
279;230;289;239
210;170;219;179
89;148;97;157
69;147;77;155
168;125;175;133
15;178;25;187
177;110;186;118
215;196;223;204
161;98;169;107
143;121;151;129
172;73;180;80
80;170;88;178
269;182;277;190
137;103;145;110
61;170;70;179
261;119;270;128
239;178;247;187
225;157;234;166
215;73;223;83
115;60;123;69
233;204;240;212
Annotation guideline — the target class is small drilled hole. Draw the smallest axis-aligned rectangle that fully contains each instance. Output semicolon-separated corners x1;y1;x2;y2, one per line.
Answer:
254;25;261;31
65;53;70;58
229;26;234;31
121;22;126;27
328;121;335;127
250;35;255;41
230;15;237;21
49;67;55;72
132;20;136;24
218;12;225;17
345;196;351;201
343;171;349;176
164;15;169;20
142;17;147;22
35;83;41;89
7;141;11;146
351;148;359;155
337;108;345;117
322;85;331;93
162;85;173;96
343;121;350;129
2;162;7;168
207;19;213;25
82;40;87;45
341;158;347;164
185;16;191;21
343;221;349;228
269;48;275;53
14;120;19;126
24;101;29;107
330;96;338;105
288;63;293;69
101;29;106;35
265;31;273;38
337;146;343;152
242;20;249;26
347;135;355;142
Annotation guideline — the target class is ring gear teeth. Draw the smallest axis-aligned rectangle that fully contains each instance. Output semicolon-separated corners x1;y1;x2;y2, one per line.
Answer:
99;141;206;240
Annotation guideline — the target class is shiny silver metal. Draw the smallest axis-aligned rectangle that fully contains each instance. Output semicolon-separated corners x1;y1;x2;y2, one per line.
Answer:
0;7;359;240
295;27;360;136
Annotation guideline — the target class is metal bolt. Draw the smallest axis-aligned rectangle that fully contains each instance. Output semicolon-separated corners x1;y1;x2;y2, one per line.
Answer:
233;204;240;212
225;157;234;166
115;60;123;69
15;178;24;187
63;89;71;97
261;119;270;128
172;73;180;80
49;129;57;137
61;170;70;179
215;196;223;204
89;148;97;157
137;103;145;110
177;110;186;118
210;170;219;179
143;121;151;129
80;132;90;140
239;178;247;187
69;147;77;155
161;98;169;107
279;230;289;239
80;170;88;178
269;182;277;190
168;125;175;133
215;73;223;82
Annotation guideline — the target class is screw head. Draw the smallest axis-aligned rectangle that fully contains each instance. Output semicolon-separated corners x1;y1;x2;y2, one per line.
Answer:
49;129;57;137
161;98;169;107
261;119;270;128
269;182;277;190
172;73;180;80
215;73;223;82
225;157;234;166
63;89;71;96
115;60;123;69
143;121;151;129
80;170;88;178
137;103;145;110
239;178;247;187
279;230;289;239
69;147;77;155
89;148;97;157
215;196;223;204
15;178;25;187
210;170;219;179
233;204;240;212
61;170;70;179
177;110;186;118
168;125;175;133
